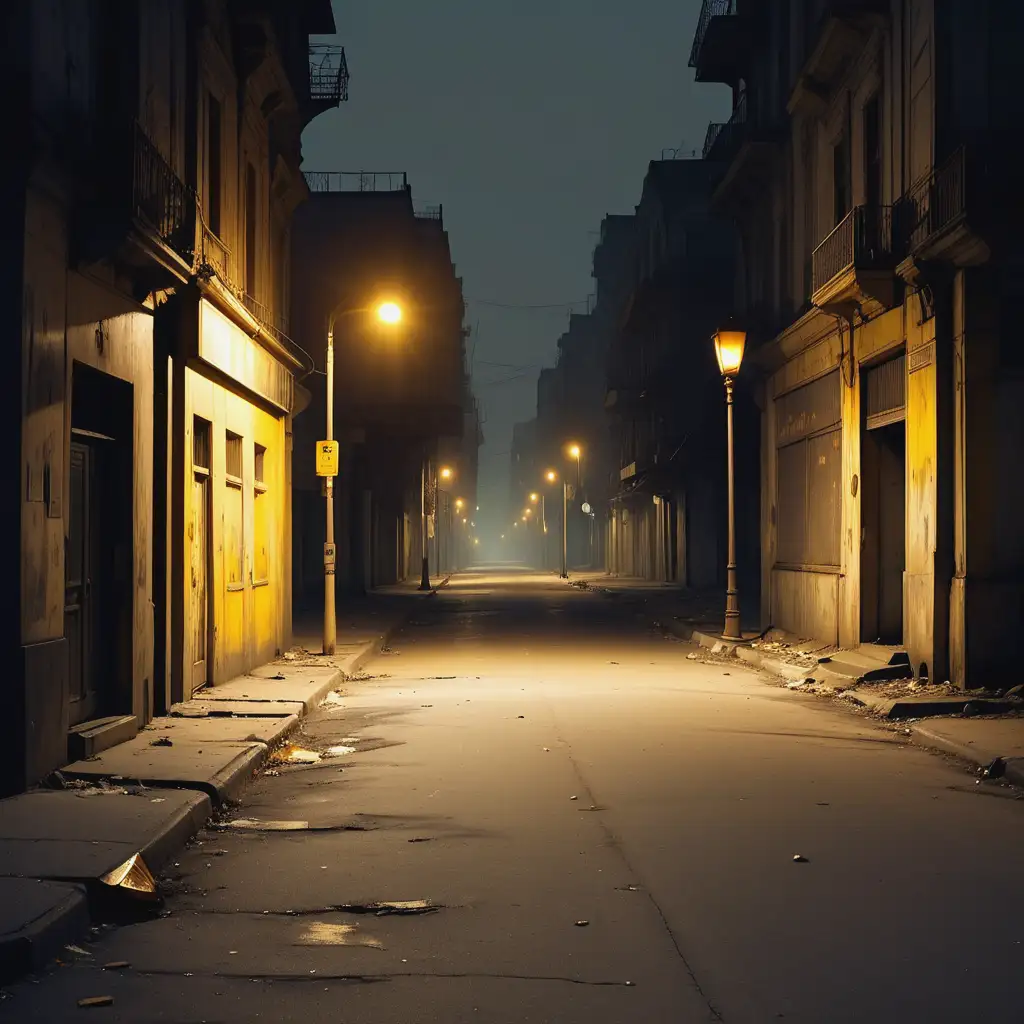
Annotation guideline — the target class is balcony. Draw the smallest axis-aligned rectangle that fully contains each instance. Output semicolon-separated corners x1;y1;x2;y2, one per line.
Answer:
132;123;195;267
689;0;747;85
303;171;409;193
703;92;747;164
899;147;992;269
811;205;900;314
789;0;887;116
309;44;349;104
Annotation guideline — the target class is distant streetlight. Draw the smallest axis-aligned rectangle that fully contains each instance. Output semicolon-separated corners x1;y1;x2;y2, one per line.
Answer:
421;463;455;591
529;493;539;503
713;323;747;640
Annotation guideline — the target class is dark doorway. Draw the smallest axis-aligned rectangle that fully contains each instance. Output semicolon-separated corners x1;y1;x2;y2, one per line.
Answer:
66;363;134;728
861;420;906;644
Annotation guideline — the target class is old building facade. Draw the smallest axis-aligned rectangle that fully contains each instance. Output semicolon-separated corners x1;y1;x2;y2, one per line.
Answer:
2;0;345;794
691;0;1023;683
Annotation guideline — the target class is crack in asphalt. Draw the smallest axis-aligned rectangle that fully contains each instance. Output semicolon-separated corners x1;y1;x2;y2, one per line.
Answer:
134;968;635;988
545;707;727;1022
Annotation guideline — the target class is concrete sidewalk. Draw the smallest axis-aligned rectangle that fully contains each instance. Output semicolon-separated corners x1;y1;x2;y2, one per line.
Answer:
0;582;444;984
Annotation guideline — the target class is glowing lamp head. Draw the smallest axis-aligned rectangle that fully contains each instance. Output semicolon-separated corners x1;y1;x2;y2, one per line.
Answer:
439;466;453;482
568;444;581;460
713;326;747;378
546;470;557;483
376;301;402;325
529;493;539;503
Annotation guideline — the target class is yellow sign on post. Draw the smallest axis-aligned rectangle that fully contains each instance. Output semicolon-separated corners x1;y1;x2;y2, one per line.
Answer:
316;440;339;477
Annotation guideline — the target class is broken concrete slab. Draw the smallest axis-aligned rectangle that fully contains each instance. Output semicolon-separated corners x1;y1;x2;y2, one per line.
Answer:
142;713;299;747
169;699;304;719
0;879;89;984
910;718;1024;766
67;715;138;761
197;665;341;711
866;694;1019;720
0;789;210;882
62;739;266;803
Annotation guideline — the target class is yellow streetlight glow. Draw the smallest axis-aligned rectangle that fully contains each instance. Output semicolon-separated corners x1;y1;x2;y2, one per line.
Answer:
529;493;539;503
455;498;464;509
474;538;479;546
439;466;453;481
568;443;581;460
546;470;557;483
713;327;746;377
376;301;403;324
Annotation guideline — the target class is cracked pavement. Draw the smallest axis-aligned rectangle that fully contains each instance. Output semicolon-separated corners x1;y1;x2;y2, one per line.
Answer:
5;567;1024;1022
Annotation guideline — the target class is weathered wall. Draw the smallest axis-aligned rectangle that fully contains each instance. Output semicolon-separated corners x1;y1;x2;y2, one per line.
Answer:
66;272;156;724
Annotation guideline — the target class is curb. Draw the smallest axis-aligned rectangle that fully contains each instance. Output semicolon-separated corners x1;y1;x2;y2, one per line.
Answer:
0;880;90;985
907;725;1024;787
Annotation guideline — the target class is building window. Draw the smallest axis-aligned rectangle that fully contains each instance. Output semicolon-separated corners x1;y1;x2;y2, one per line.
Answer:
253;443;269;585
207;94;223;236
193;416;210;473
225;431;244;588
245;161;257;297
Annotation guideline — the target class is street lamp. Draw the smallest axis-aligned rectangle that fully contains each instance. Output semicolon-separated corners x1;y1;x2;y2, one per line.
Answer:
546;468;568;579
421;463;455;590
713;324;746;640
323;299;404;655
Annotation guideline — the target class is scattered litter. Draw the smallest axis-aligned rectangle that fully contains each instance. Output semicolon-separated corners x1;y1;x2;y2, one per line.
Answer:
574;920;589;927
268;673;286;680
786;679;807;689
150;737;173;747
324;745;356;758
221;818;310;831
609;661;619;665
65;945;91;957
264;769;280;777
543;747;550;752
319;691;345;708
273;746;321;765
686;653;698;661
793;854;808;863
102;962;130;971
150;798;166;804
77;996;114;1009
569;795;578;801
517;715;525;719
984;757;1006;779
100;854;158;901
408;837;433;843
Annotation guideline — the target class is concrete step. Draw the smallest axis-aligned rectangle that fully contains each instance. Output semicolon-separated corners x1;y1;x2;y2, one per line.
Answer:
67;715;138;761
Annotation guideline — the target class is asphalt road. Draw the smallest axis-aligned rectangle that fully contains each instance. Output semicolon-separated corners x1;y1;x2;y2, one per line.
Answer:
7;567;1024;1022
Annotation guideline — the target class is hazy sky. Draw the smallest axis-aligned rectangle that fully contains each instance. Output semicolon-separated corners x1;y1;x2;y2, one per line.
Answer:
303;1;729;533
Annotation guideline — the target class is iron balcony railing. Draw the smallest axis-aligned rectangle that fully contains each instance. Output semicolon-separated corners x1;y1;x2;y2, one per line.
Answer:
132;122;195;263
199;225;233;286
812;204;894;295
689;0;737;67
416;204;442;220
902;146;969;252
703;91;747;161
241;292;292;349
309;44;349;104
303;170;409;193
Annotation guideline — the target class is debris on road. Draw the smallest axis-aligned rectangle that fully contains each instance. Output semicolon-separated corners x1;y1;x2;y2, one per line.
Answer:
570;795;578;800
319;690;345;708
324;745;356;757
575;920;589;927
221;818;310;831
686;653;698;661
272;745;321;765
793;854;808;863
296;922;384;948
336;900;439;917
77;996;114;1008
100;853;159;901
102;962;130;971
150;736;173;747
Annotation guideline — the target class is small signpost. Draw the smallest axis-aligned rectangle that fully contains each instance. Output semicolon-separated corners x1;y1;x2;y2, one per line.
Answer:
316;440;339;477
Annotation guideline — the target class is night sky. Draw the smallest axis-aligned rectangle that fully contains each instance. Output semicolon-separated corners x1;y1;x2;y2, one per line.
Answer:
303;1;729;536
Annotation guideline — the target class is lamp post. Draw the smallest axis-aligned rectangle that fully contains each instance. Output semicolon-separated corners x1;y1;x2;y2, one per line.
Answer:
713;324;747;641
323;299;404;655
420;463;453;590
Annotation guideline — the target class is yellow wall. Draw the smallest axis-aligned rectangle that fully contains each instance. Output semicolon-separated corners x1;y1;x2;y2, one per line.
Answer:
184;352;289;686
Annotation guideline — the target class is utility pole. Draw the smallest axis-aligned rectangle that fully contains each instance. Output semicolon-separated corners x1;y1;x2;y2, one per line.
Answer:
560;479;568;579
419;457;431;591
323;321;336;655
